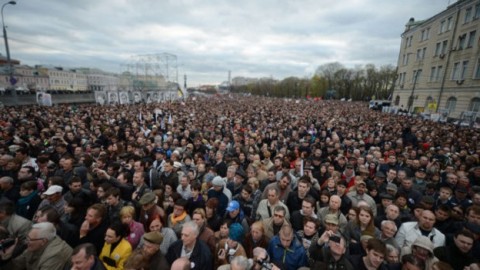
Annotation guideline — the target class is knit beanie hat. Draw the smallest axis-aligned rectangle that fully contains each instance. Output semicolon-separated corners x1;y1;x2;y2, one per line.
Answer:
228;223;244;243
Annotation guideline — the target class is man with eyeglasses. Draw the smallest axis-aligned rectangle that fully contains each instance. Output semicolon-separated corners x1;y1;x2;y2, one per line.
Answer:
262;206;290;239
1;222;72;270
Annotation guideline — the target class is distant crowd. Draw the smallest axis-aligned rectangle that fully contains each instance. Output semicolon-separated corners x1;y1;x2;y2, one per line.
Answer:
0;95;479;270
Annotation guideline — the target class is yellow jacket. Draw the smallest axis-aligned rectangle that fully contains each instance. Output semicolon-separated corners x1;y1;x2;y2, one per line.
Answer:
99;238;132;270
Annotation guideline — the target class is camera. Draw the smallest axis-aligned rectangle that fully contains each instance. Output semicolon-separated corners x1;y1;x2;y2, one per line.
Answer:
256;259;273;270
329;235;341;243
0;238;15;250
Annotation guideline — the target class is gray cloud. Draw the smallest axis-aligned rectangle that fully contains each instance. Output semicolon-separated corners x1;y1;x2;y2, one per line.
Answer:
4;0;451;85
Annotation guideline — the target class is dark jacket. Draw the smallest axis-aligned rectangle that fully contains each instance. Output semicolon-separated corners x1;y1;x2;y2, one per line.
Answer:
78;220;109;256
166;239;213;270
434;243;478;270
309;243;354;270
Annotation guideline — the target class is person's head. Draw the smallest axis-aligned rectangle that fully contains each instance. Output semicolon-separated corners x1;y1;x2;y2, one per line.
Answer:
385;204;400;220
192;208;206;228
173;198;187;217
303;216;320;237
132;171;145;186
278;174;291;190
454;229;475;254
149;217;163;232
381;220;397;238
105;187;121;207
411;236;434;261
205;197;219;218
104;222;129;245
230;256;249;270
43;185;63;203
142;231;164;256
181;221;199;248
418;210;436;231
385;244;399;264
439;186;453;200
26;222;56;252
431;261;454;270
120;206;136;225
301;196;316;216
278;224;294;248
435;205;451;221
266;186;280;205
250;221;265;242
364;239;386;269
401;254;426;270
272;205;287;225
401;178;413;190
329;195;342;211
228;223;244;246
70;243;97;270
357;205;374;227
171;257;191;270
328;233;347;257
297;178;311;197
19;180;37;197
347;207;358;222
226;200;241;218
85;203;106;227
466;205;480;225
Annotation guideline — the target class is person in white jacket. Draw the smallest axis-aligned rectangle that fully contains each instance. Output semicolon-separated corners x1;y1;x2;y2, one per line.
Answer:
395;209;445;248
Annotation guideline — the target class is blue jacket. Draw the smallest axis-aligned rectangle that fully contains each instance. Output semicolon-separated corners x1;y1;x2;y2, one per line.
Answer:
267;235;308;270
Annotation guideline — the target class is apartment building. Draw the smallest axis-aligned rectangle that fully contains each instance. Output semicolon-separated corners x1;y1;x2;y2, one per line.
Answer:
393;0;480;118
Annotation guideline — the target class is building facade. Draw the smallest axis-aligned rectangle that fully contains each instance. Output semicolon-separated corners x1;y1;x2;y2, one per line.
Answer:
393;0;480;118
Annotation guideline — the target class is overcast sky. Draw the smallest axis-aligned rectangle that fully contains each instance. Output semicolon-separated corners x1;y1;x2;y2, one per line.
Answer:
4;0;451;86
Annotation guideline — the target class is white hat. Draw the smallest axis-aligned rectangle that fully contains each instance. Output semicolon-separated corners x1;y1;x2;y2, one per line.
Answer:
173;161;182;169
43;185;63;195
212;176;224;187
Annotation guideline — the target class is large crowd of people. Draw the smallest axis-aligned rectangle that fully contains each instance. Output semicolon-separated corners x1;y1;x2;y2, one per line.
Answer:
0;94;479;270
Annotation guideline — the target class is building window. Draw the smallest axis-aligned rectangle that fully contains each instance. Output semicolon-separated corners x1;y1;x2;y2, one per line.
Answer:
430;67;437;81
465;7;473;23
446;97;457;113
437;66;443;81
435;42;441;56
442;40;448;54
467;30;476;48
461;61;469;79
474;58;480;79
447;16;453;30
475;3;480;19
452;62;460;80
440;20;446;33
394;96;400;106
458;33;467;49
421;28;430;41
470;97;480;112
407;35;413;47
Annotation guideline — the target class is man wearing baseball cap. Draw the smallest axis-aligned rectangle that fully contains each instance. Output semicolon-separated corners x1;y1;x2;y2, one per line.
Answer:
37;185;66;216
224;200;249;233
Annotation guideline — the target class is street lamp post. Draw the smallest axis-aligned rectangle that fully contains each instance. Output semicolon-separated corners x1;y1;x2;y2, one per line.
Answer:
407;70;419;113
2;0;16;105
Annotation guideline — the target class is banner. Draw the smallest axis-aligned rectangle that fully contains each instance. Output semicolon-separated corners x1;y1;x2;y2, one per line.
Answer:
95;91;106;105
108;92;119;105
36;92;52;106
119;91;130;104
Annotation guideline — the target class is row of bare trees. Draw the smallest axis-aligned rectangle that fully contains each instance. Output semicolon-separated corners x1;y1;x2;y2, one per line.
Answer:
230;62;398;101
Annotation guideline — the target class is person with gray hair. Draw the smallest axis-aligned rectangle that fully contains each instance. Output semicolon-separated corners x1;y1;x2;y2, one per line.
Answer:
1;222;72;270
0;176;19;202
379;220;400;251
217;255;250;270
166;221;212;269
